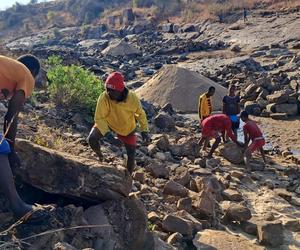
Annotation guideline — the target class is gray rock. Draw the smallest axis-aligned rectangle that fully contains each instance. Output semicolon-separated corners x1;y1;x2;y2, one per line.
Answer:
270;113;288;120
146;163;169;179
161;23;174;33
244;101;261;116
219;141;244;164
177;197;192;212
83;197;146;249
15;139;131;202
167;232;183;245
267;90;289;104
162;214;193;235
283;219;300;232
222;189;243;202
257;220;284;247
241;221;258;236
180;24;196;32
222;202;252;222
143;232;174;250
154;113;175;131
275;103;298;116
163;180;189;197
192;191;215;217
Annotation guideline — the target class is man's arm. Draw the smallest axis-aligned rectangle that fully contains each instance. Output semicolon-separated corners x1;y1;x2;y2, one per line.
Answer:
225;125;237;143
4;90;25;146
243;129;250;148
198;96;203;120
135;98;149;133
199;96;207;120
94;94;110;136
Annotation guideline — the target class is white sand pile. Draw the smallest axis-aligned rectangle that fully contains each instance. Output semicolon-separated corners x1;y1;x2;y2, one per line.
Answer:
135;65;227;113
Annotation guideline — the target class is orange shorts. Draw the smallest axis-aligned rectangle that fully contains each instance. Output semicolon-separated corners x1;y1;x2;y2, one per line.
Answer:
93;124;136;146
249;138;265;153
117;134;137;146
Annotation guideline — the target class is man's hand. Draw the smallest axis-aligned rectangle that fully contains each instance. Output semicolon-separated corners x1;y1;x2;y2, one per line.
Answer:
141;131;151;145
105;132;123;147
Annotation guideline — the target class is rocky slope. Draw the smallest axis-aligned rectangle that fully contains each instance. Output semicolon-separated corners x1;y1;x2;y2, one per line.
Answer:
0;5;300;250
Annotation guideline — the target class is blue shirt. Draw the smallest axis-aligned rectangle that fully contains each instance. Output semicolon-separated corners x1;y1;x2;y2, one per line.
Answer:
0;134;11;154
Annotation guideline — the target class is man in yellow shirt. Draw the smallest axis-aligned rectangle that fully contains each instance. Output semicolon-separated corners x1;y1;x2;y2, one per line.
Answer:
0;54;41;218
198;86;215;122
88;72;150;174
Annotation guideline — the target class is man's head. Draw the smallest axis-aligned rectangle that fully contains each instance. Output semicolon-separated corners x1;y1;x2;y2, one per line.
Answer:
240;110;249;122
207;86;216;97
17;54;40;78
105;72;125;101
228;84;236;96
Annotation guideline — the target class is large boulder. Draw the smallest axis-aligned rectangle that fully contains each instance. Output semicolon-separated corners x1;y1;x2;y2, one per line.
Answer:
266;90;289;104
257;220;284;247
219;141;244;164
84;197;147;250
221;202;252;222
162;214;193;235
275;103;298;116
102;40;141;57
15;139;132;202
154;112;175;131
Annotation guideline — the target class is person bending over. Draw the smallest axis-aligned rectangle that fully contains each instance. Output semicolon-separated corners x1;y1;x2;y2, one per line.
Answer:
240;111;266;170
198;114;238;158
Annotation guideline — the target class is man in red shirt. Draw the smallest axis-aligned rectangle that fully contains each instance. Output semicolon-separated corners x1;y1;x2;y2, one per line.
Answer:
240;111;266;170
199;114;238;158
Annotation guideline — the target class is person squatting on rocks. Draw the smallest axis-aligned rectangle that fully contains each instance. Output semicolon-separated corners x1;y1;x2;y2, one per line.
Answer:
223;84;241;138
198;86;215;122
198;114;239;159
240;111;266;170
88;72;150;174
0;54;41;218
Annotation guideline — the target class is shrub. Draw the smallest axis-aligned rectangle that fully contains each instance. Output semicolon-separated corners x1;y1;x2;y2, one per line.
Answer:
46;55;104;115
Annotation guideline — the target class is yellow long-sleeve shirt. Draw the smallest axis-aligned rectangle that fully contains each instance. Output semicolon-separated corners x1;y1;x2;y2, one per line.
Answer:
198;93;213;120
94;90;149;136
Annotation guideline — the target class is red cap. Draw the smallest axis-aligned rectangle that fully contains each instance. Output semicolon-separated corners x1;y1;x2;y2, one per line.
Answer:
105;72;125;92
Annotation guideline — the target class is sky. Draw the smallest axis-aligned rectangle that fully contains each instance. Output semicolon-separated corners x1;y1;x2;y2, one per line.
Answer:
0;0;51;10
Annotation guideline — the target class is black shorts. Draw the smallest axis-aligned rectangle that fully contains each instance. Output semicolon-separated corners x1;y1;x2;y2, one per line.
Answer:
231;120;240;130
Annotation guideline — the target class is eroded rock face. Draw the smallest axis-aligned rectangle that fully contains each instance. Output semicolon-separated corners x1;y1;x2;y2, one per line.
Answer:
15;139;132;202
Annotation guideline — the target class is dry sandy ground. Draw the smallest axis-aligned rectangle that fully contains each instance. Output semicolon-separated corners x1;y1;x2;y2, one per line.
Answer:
255;116;300;152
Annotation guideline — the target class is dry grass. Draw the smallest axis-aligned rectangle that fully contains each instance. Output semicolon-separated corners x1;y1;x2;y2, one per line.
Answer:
151;0;300;23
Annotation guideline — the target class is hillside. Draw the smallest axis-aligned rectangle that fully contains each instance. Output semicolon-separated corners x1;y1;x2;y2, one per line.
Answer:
0;0;300;40
0;0;300;249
